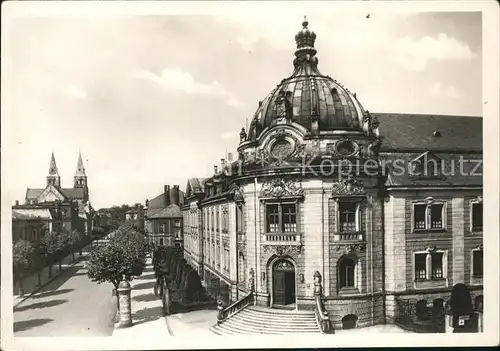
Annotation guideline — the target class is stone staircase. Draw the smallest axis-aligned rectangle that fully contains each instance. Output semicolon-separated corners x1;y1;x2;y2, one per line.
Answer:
210;305;321;335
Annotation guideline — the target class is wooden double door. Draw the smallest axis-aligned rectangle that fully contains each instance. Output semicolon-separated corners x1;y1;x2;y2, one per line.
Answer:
272;260;296;306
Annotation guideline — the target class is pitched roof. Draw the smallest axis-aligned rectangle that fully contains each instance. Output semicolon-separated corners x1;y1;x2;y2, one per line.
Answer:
375;113;482;152
26;188;44;200
12;208;52;220
147;204;182;219
381;152;483;187
60;188;85;200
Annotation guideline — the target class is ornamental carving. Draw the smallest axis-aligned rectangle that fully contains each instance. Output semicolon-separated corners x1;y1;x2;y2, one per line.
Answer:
425;245;438;252
273;90;293;121
230;183;244;202
334;243;366;254
263;245;302;257
237;241;246;252
331;177;365;196
260;178;304;198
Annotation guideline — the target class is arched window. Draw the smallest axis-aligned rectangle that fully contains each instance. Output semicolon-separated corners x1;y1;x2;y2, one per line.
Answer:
339;257;356;289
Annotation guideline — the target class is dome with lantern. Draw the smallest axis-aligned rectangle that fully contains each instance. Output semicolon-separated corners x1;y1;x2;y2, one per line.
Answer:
246;18;370;140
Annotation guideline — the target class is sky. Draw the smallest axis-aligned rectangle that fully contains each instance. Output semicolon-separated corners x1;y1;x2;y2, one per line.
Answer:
2;7;482;209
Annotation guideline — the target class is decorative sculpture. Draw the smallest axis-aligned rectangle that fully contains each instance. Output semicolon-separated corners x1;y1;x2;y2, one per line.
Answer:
263;245;302;256
239;128;247;143
331;177;365;196
260;178;304;198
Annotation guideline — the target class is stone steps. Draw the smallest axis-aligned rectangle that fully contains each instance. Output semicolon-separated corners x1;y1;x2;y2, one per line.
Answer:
210;305;321;335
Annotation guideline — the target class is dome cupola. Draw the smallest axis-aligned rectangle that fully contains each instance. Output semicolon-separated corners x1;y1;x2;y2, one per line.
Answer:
246;18;369;140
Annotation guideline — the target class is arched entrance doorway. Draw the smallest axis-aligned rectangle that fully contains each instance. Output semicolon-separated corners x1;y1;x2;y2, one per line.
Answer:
272;259;296;306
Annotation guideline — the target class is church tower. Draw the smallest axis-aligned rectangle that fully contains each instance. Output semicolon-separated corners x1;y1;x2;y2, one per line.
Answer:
74;152;89;202
47;152;61;187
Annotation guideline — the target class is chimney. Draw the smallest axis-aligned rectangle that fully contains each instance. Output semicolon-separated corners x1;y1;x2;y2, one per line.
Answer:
15;200;19;206
220;158;225;171
172;185;180;206
164;185;171;207
227;153;233;163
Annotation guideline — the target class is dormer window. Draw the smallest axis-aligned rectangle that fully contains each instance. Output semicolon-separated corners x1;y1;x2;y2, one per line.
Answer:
410;152;443;178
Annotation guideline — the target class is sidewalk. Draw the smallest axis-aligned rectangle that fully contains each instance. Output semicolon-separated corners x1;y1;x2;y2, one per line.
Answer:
111;257;172;341
167;309;218;336
13;243;93;307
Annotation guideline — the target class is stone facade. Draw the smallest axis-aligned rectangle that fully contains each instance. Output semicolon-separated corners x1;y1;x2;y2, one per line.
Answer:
180;19;483;329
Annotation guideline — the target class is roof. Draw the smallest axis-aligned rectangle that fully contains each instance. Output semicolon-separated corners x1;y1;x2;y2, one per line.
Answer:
26;188;44;200
12;208;52;220
247;20;366;140
381;152;483;187
60;188;85;200
147;204;182;219
376;113;482;152
26;187;85;201
186;177;207;196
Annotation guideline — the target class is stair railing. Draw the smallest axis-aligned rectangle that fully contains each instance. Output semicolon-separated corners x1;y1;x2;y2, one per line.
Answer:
216;269;255;324
313;271;334;334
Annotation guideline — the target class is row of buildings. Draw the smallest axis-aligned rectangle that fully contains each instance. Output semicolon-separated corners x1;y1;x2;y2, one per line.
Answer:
12;153;95;245
176;19;483;328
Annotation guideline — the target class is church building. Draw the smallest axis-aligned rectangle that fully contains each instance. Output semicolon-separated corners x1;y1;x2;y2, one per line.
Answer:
12;152;94;237
182;19;483;330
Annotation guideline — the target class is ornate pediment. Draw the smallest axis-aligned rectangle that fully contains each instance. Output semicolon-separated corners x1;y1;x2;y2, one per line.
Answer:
263;244;302;257
38;185;66;203
331;177;365;196
260;178;304;199
333;243;366;254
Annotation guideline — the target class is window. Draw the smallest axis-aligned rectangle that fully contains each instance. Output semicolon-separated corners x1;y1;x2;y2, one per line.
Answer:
216;209;220;232
159;238;164;246
414;205;426;229
174;220;181;228
159;224;165;234
431;252;443;278
472;203;483;231
413;202;445;231
414;251;446;281
430;204;443;229
339;258;356;289
236;204;243;233
415;253;427;280
265;203;297;233
472;250;483;277
339;202;357;232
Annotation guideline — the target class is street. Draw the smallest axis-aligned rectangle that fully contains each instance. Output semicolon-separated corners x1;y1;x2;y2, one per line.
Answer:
13;259;116;337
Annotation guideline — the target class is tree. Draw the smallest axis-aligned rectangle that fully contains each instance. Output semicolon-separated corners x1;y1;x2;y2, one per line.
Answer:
86;225;147;320
39;230;70;276
13;240;34;296
55;229;71;270
68;230;82;260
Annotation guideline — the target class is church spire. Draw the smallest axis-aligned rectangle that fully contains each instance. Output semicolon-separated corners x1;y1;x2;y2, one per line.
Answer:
75;152;86;176
48;152;59;175
47;152;61;187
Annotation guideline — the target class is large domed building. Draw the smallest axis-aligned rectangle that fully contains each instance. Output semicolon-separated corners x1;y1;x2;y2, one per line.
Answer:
181;19;483;333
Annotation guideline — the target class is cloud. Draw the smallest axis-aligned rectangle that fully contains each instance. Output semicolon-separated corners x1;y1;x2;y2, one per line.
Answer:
394;33;478;71
65;85;88;100
135;67;246;109
430;82;462;99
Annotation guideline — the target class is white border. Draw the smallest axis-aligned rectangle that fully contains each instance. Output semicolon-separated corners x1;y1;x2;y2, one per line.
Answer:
2;1;499;349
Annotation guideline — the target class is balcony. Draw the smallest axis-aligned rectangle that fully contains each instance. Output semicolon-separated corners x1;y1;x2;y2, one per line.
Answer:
334;231;364;241
262;233;301;246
